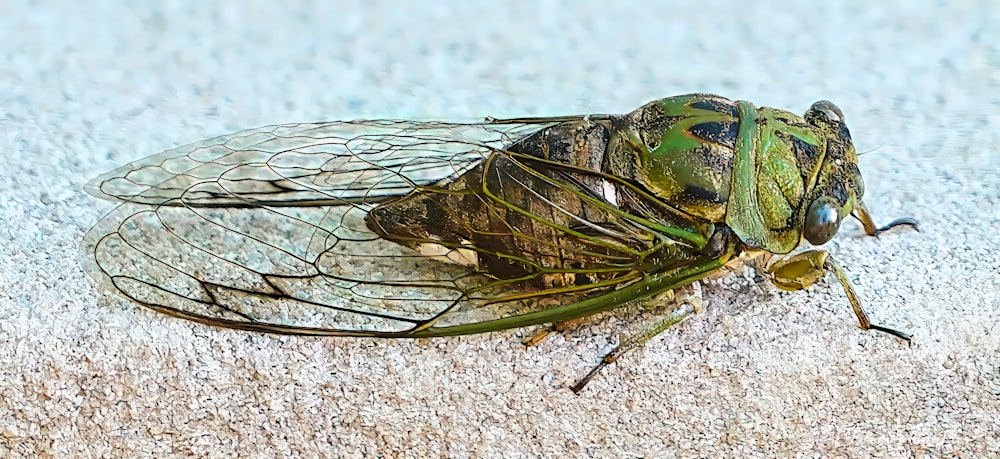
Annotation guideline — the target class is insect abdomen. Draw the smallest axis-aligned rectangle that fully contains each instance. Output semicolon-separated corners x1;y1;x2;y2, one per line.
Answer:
364;120;645;288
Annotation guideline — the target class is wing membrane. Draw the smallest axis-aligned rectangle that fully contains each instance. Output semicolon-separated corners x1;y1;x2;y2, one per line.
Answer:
85;120;556;207
84;118;689;336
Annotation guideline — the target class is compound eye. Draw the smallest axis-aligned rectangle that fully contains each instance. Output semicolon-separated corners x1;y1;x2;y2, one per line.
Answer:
805;100;845;125
804;196;842;245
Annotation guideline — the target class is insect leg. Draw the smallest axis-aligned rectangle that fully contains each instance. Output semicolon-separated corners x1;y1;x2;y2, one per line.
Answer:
570;298;699;394
569;246;734;394
767;250;911;341
822;255;911;341
522;318;589;347
636;281;703;314
524;283;702;347
853;201;919;237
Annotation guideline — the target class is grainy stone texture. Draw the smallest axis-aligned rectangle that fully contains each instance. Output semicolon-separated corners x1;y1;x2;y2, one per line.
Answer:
0;1;996;457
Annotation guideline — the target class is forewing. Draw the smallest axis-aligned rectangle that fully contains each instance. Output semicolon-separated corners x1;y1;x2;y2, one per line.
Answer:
84;118;672;336
85;120;556;207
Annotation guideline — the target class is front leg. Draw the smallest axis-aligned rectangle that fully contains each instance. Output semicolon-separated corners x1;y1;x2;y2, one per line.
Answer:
853;201;918;237
766;250;911;341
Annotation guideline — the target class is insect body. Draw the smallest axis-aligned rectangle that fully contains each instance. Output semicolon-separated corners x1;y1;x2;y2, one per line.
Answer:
84;94;916;391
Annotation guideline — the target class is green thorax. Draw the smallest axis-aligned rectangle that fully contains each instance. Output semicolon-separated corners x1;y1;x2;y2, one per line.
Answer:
606;94;865;254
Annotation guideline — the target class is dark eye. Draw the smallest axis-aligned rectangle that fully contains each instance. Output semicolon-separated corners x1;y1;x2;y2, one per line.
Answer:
805;100;845;126
804;196;842;245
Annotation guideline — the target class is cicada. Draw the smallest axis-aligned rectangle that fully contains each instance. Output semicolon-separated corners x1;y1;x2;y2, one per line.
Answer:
84;94;917;391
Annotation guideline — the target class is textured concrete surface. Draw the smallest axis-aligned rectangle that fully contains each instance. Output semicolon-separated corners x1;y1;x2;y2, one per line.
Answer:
1;1;997;457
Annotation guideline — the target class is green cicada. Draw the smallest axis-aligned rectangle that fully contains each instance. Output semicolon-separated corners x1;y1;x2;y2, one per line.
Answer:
84;94;916;391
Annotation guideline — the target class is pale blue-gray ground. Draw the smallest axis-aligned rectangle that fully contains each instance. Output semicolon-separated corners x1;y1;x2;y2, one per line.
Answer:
0;1;997;457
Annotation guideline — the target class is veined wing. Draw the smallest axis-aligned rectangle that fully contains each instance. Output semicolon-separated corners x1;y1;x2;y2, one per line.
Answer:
84;117;698;337
85;119;560;207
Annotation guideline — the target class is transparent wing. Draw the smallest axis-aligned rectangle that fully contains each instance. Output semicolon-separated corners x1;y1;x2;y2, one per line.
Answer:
85;119;556;207
84;118;683;337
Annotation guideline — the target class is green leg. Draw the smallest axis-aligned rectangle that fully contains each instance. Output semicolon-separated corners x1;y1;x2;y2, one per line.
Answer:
565;229;737;393
635;281;703;314
767;249;911;341
568;282;704;393
526;281;700;349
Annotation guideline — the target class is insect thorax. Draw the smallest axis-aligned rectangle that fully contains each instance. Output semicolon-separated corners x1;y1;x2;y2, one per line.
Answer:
605;94;861;254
